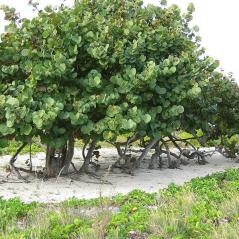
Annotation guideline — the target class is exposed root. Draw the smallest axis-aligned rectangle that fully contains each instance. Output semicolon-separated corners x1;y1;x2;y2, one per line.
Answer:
112;135;139;170
160;139;180;168
70;162;79;173
128;148;144;153
109;154;136;176
148;152;157;169
73;178;112;185
9;142;27;166
0;179;29;184
216;146;238;159
71;172;113;185
9;167;30;182
167;135;213;165
55;166;66;182
136;139;158;168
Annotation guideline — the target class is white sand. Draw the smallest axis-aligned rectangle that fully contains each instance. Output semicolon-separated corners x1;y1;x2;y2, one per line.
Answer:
0;148;238;203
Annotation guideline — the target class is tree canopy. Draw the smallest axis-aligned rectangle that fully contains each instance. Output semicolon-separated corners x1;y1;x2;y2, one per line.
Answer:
0;0;238;176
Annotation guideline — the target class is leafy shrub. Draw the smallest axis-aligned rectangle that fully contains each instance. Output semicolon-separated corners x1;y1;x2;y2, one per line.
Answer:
107;190;156;237
0;197;36;232
148;168;239;238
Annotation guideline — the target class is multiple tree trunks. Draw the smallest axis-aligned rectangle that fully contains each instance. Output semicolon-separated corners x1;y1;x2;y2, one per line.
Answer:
8;135;237;179
111;136;214;174
42;134;207;177
45;134;75;177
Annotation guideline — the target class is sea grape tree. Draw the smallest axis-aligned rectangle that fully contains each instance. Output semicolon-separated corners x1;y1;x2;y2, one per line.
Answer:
0;0;222;176
181;71;239;156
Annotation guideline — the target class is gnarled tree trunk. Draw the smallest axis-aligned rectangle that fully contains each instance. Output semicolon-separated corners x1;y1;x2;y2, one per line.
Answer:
80;139;97;173
45;134;75;177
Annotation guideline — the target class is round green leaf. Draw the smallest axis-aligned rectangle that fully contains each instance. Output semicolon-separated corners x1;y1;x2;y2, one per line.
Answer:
21;49;30;57
21;124;32;135
142;114;151;124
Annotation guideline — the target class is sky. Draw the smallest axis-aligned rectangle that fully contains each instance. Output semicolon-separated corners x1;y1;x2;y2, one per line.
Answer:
0;0;238;82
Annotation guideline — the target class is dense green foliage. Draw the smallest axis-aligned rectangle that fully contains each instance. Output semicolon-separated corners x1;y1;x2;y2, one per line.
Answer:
1;0;235;174
1;168;239;238
182;72;239;143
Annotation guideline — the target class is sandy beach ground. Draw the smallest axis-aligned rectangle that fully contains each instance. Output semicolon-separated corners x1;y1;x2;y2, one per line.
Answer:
0;148;238;203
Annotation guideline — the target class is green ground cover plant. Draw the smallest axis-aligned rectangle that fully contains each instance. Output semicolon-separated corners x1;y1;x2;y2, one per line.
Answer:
0;168;239;239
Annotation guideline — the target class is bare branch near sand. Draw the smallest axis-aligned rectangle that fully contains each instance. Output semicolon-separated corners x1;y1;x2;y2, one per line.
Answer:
9;142;30;182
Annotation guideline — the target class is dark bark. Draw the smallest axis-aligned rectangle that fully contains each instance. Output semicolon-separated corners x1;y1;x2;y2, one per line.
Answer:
155;143;164;168
123;134;139;155
169;135;183;153
148;141;161;169
45;135;75;177
166;136;208;165
136;139;158;168
82;138;90;160
62;134;75;174
45;146;57;177
114;134;139;157
172;135;197;151
9;142;29;181
216;146;237;159
170;136;209;164
10;142;27;166
160;139;180;168
115;143;124;157
108;135;139;171
29;141;33;172
80;140;97;173
169;136;190;165
148;153;157;169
